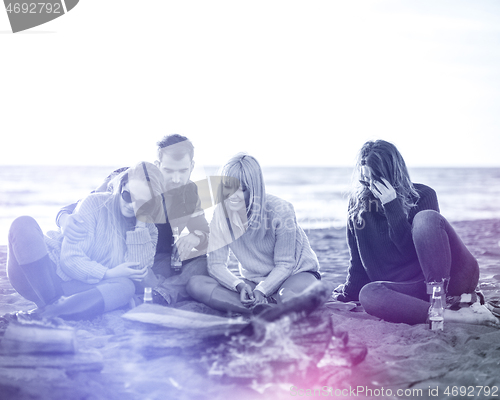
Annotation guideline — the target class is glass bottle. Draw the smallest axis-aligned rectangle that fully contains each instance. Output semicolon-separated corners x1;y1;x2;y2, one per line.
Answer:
171;226;182;271
429;285;444;331
143;287;153;304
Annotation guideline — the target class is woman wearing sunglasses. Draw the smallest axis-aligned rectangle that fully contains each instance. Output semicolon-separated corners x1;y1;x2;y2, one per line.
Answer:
7;162;164;320
186;153;321;314
334;140;498;326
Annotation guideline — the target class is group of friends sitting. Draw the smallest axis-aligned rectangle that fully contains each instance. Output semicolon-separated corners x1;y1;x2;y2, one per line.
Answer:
6;135;499;327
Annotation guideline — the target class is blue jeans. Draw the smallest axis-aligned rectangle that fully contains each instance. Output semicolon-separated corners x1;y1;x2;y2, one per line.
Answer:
359;210;479;324
150;253;209;304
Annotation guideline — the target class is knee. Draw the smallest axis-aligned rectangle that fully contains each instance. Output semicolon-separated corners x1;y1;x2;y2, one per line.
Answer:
278;272;318;301
124;278;136;298
9;216;39;241
98;277;135;312
359;282;385;313
112;277;136;299
186;276;198;298
186;275;215;301
182;256;209;277
412;209;441;232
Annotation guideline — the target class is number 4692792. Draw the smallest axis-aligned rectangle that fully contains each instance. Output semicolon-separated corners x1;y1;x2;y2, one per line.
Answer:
5;3;61;14
444;386;498;397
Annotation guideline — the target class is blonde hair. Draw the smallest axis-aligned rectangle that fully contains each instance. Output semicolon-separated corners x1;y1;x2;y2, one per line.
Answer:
208;153;266;252
218;153;265;230
99;162;165;266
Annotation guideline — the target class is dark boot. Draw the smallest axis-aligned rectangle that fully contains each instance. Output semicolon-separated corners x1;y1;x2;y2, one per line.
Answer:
19;255;62;307
42;288;105;320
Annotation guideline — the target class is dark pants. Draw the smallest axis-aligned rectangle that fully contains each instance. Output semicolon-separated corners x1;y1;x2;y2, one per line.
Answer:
7;216;135;312
142;252;209;304
359;210;479;324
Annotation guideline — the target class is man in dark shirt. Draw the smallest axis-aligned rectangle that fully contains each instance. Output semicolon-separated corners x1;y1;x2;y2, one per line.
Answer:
56;134;210;304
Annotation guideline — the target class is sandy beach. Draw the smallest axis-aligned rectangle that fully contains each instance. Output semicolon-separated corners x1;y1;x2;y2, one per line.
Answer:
3;0;500;397
1;219;500;400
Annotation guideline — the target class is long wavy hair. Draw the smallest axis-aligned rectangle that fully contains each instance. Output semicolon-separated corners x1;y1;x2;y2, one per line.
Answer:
93;161;164;267
348;140;420;224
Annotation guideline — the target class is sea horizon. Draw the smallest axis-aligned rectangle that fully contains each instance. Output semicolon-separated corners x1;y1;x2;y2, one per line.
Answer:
1;165;500;245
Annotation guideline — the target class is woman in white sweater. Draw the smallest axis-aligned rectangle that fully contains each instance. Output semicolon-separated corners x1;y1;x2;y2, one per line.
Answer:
7;162;163;320
187;154;320;314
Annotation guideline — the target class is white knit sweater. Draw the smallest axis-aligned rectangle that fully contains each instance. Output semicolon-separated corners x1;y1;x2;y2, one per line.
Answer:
208;194;320;296
45;193;157;284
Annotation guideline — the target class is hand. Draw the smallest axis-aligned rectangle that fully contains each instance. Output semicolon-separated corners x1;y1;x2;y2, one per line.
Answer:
333;284;345;293
253;289;267;305
237;282;255;307
370;177;397;205
104;262;148;282
333;292;349;302
173;233;201;261
331;291;343;301
139;267;159;288
60;213;86;242
332;284;346;301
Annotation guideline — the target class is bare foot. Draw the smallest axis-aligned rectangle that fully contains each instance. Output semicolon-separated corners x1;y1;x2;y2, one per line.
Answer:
444;303;500;327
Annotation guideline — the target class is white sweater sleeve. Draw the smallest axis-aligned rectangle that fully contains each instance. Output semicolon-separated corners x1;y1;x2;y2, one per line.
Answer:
208;245;244;292
124;223;158;269
254;204;296;296
59;196;108;284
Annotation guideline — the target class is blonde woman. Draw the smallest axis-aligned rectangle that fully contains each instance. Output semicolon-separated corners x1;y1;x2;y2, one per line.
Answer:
7;162;163;320
187;154;320;314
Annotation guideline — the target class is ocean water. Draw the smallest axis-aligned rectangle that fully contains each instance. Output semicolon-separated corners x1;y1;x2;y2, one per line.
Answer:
1;165;500;245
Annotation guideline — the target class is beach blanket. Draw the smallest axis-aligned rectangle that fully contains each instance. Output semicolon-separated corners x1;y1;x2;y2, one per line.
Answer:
122;303;248;335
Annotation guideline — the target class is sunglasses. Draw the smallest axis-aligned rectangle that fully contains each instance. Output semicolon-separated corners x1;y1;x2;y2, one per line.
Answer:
121;189;133;203
121;188;155;206
121;162;157;204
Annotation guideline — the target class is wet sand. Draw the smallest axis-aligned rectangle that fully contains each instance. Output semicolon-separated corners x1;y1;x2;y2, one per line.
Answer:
1;220;500;400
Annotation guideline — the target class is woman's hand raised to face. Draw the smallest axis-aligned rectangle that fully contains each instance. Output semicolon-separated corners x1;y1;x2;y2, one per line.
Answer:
371;177;397;205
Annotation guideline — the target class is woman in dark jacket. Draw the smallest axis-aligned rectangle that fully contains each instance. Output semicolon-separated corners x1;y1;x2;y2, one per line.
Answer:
334;140;498;326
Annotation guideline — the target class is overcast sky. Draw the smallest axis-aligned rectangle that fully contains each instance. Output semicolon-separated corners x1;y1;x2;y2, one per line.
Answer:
1;0;500;168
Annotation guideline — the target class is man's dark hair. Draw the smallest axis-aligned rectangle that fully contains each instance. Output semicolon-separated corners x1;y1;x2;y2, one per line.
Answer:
156;134;194;161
